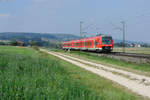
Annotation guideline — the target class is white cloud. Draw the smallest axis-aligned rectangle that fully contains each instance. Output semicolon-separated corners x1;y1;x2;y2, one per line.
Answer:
32;0;48;3
0;0;14;2
0;13;10;18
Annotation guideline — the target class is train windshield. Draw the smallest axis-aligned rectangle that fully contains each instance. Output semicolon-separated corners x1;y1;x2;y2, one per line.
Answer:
102;37;112;44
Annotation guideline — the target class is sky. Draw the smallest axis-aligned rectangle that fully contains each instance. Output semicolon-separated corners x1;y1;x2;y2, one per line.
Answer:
0;0;150;43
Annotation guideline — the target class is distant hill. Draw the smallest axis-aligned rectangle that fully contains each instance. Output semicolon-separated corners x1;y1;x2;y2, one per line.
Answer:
0;32;80;48
0;32;80;42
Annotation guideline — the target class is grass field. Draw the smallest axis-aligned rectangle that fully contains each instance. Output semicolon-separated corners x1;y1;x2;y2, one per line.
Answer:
0;46;147;100
113;47;150;54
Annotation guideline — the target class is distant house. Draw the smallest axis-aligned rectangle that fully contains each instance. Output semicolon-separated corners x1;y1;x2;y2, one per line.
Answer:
130;44;134;47
16;41;25;46
135;44;141;48
0;40;11;45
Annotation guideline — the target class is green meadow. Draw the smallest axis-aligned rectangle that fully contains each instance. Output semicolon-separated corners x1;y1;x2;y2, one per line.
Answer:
0;46;146;100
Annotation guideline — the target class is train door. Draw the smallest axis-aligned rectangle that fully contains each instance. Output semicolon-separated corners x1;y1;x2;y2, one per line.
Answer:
95;37;100;48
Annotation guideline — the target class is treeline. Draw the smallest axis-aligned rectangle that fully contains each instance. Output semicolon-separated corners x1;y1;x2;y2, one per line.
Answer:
0;40;62;49
0;32;79;48
0;32;79;42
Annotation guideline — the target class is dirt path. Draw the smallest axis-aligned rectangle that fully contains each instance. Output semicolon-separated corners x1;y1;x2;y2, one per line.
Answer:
41;49;150;99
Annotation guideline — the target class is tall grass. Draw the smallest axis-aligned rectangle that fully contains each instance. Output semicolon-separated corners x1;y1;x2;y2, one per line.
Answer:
0;47;99;100
0;46;145;100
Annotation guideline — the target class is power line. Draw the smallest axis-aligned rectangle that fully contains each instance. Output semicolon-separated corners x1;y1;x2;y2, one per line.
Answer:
80;21;83;38
110;21;126;53
80;21;97;38
82;23;94;31
121;21;126;53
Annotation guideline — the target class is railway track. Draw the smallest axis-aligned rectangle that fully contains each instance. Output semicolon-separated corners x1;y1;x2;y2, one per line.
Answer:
79;51;150;64
89;51;150;59
108;52;150;59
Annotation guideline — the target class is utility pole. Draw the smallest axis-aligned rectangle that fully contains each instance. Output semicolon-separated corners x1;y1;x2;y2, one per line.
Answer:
80;21;83;38
121;21;125;53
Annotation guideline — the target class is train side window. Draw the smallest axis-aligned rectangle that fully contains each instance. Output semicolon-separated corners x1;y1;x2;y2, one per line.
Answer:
85;41;88;46
88;41;91;46
77;43;79;46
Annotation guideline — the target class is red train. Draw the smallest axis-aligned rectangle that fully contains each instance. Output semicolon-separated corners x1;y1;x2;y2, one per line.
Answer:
62;34;113;52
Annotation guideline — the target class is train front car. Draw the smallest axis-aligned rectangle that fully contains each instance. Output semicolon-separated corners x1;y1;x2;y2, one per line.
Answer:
101;35;113;52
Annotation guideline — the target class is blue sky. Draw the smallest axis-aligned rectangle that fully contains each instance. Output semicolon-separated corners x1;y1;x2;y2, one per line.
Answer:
0;0;150;43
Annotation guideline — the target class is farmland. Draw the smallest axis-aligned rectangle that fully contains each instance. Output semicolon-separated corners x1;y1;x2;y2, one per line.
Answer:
0;46;147;100
113;47;150;54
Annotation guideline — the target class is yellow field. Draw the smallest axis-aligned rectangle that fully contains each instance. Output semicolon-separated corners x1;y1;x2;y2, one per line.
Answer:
113;47;150;54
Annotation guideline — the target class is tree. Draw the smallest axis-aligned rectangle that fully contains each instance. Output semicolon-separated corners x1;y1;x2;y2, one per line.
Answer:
30;41;37;46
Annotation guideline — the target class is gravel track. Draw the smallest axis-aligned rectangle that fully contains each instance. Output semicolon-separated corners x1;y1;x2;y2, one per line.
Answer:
41;49;150;99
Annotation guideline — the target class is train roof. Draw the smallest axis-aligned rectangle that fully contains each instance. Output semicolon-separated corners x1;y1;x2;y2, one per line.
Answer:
63;35;112;44
97;34;112;37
